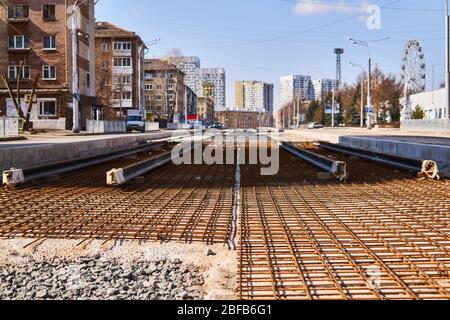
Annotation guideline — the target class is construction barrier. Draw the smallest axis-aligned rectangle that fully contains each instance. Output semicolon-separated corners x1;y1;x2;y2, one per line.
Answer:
0;117;19;138
86;120;126;134
32;118;66;130
145;122;160;131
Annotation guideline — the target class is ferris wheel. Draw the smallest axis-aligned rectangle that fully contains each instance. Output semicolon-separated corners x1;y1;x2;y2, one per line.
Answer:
401;40;426;95
401;40;426;121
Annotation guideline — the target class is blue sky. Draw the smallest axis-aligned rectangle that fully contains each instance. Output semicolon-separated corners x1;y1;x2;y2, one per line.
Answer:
96;0;447;110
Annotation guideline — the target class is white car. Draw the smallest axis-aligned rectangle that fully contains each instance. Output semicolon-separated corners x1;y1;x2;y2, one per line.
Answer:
308;122;324;129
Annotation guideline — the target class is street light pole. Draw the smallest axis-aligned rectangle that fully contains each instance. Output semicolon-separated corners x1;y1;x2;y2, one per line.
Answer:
348;62;365;128
349;37;389;129
71;1;81;133
331;87;335;128
138;38;160;111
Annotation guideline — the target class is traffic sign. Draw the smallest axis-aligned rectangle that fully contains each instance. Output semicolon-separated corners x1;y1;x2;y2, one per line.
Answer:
73;91;81;102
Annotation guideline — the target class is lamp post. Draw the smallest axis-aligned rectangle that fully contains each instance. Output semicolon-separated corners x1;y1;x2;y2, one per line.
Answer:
349;37;389;129
138;39;160;111
71;0;83;133
348;61;365;128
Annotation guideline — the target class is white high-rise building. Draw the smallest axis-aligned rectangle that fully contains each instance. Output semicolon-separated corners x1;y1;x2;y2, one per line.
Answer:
312;78;336;101
167;57;226;111
236;81;274;113
170;56;201;95
279;75;313;107
200;68;226;111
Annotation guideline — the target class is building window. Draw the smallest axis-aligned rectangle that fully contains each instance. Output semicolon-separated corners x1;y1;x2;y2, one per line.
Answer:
8;65;30;80
113;91;132;100
156;84;162;90
38;100;57;116
86;73;91;88
43;35;56;50
113;74;131;85
102;43;108;52
8;5;29;19
167;84;174;90
113;42;131;51
42;65;56;80
43;5;56;20
145;84;153;91
102;61;108;69
144;72;152;80
113;57;132;67
156;95;162;101
9;35;29;50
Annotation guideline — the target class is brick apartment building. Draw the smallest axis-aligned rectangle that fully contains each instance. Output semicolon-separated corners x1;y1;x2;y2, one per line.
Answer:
95;21;145;120
143;58;187;123
0;0;97;130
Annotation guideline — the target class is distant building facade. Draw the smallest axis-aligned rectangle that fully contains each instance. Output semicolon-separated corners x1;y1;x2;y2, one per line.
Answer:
166;56;226;111
312;78;336;101
197;82;215;124
95;21;145;120
169;56;200;95
279;75;313;107
0;0;97;130
143;59;185;122
185;85;198;118
216;110;271;129
200;68;226;111
235;80;274;113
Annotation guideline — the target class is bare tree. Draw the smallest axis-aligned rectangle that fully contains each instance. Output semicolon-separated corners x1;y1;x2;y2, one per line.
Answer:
164;48;184;68
1;61;41;131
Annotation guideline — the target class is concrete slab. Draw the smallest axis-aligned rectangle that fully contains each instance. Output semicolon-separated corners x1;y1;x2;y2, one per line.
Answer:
0;130;190;171
281;128;450;175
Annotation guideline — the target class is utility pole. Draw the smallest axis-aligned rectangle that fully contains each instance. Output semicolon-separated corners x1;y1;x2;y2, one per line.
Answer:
348;62;365;127
349;37;389;130
71;2;81;133
331;88;335;128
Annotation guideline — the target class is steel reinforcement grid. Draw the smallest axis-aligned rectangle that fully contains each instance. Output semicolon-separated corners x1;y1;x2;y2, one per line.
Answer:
238;145;450;300
0;149;234;246
1;141;450;300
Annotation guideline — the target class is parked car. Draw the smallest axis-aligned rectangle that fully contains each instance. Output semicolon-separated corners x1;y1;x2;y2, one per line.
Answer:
126;110;146;133
308;122;324;129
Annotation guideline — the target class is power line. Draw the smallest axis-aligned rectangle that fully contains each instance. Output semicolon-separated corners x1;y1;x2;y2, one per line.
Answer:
169;0;404;49
277;0;445;13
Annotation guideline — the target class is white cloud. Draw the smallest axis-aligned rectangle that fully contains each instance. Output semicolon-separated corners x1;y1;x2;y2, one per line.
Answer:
293;0;369;16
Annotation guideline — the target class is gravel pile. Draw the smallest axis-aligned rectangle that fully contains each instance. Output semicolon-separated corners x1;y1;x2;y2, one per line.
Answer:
0;256;205;300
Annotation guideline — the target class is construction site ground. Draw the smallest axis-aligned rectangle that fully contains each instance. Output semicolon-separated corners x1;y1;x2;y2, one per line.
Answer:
1;134;450;300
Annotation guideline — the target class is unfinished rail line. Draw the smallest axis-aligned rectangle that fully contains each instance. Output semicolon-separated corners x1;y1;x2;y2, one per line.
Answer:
238;143;450;300
0;145;234;246
1;136;450;300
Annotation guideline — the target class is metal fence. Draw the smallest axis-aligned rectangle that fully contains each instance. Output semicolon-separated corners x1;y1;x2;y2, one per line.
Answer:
401;119;450;131
86;120;160;134
0;117;19;138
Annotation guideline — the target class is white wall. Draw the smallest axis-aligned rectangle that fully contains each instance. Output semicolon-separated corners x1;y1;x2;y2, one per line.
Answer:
401;88;448;120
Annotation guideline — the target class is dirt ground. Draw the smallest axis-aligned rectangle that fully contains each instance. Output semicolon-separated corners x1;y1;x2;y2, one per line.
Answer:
0;239;237;300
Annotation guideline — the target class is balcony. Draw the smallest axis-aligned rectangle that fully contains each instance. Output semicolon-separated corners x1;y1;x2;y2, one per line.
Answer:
7;17;30;23
113;49;132;57
112;66;133;74
112;100;133;108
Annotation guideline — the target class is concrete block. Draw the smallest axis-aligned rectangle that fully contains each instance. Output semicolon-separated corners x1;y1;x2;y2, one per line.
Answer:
317;172;332;180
